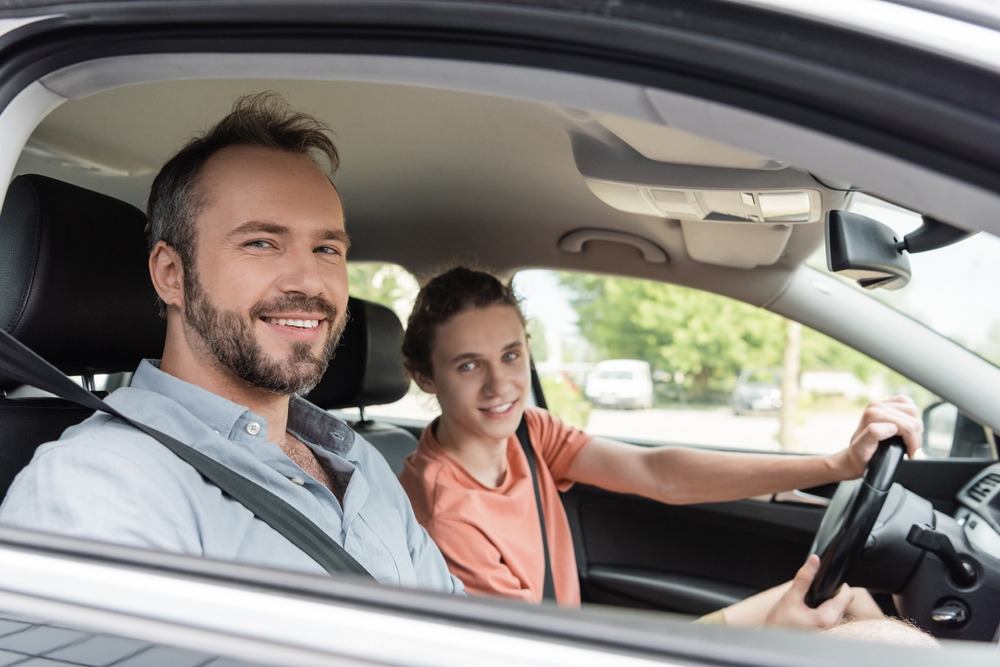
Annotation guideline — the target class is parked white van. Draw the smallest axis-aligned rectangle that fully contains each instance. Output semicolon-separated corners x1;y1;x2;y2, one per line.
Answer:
584;360;654;410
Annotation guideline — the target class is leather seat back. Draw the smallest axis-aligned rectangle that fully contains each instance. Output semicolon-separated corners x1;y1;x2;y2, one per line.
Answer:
0;174;165;499
306;299;418;476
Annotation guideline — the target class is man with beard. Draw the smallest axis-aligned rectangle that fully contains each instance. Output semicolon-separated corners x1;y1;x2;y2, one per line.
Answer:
0;93;463;593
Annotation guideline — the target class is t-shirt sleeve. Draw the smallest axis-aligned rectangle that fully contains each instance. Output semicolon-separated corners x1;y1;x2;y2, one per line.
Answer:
523;407;592;491
423;516;537;604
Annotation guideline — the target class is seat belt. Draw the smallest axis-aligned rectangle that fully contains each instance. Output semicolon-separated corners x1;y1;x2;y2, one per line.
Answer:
515;416;556;602
0;327;374;581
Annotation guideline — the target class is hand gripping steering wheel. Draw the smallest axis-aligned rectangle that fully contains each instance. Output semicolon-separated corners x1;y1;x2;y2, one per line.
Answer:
805;436;906;607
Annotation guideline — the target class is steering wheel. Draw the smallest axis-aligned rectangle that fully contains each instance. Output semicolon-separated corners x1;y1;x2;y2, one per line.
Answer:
805;435;906;607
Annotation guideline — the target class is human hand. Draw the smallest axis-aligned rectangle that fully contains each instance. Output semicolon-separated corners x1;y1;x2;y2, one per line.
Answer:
762;555;854;630
835;395;922;480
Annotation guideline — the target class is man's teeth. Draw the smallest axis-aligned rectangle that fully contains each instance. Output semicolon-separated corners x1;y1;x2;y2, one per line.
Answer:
263;317;320;329
485;402;514;413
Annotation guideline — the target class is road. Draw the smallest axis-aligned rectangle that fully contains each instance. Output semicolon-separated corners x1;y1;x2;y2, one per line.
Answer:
586;407;860;455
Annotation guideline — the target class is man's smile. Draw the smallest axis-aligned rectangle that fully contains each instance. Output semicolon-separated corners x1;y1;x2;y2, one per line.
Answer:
258;313;330;341
261;316;321;329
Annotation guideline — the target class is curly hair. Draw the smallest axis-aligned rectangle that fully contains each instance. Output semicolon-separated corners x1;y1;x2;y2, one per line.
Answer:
402;267;527;378
146;91;339;315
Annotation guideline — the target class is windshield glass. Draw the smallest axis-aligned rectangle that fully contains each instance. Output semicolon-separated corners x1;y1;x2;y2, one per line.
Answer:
807;193;1000;368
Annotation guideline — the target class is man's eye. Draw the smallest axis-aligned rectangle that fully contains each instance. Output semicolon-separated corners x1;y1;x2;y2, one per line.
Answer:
316;245;343;256
458;362;475;372
246;240;275;249
503;352;520;362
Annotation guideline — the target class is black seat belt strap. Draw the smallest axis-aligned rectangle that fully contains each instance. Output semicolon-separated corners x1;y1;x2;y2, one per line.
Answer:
515;416;556;601
0;328;374;580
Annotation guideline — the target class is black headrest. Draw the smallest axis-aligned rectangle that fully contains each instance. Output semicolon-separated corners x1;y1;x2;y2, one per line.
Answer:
306;297;411;409
0;174;166;375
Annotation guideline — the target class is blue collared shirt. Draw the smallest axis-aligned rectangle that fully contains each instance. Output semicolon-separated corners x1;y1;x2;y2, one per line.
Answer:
0;360;463;593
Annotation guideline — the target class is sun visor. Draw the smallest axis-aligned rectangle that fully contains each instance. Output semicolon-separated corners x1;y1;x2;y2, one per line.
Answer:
590;112;788;170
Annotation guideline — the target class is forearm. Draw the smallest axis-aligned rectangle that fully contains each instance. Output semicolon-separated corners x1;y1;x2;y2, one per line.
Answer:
637;446;847;505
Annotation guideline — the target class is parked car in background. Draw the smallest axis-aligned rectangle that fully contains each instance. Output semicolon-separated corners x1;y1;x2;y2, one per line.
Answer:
732;369;782;415
585;360;654;409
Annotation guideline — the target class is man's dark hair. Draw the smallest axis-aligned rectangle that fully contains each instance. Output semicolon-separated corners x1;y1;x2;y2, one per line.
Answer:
147;92;339;314
402;267;526;378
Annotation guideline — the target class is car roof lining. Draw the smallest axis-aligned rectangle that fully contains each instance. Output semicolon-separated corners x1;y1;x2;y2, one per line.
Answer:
8;53;999;300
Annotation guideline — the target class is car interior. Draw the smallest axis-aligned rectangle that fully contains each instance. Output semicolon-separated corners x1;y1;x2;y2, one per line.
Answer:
3;46;1000;652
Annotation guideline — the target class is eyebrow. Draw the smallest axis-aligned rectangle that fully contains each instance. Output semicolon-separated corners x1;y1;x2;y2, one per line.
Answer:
449;340;522;364
228;220;351;249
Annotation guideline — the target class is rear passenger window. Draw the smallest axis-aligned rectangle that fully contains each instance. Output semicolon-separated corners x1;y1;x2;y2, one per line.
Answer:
338;263;439;424
513;270;938;456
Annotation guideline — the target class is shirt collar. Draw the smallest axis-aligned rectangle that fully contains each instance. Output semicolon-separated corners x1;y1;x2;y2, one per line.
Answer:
131;359;356;455
132;359;249;437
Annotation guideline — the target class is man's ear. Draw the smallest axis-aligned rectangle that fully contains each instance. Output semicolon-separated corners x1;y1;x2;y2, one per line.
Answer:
149;241;185;311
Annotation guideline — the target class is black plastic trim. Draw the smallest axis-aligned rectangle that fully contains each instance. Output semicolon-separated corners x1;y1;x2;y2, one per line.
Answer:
589;565;755;614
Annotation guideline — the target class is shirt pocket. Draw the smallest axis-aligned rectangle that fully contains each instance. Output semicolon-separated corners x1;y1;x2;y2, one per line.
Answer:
356;505;417;587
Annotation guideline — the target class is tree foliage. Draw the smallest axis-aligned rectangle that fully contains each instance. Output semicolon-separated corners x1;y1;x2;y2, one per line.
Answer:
557;272;882;396
347;263;420;324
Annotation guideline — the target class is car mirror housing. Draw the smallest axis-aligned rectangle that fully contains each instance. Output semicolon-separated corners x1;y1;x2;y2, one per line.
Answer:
826;210;976;291
825;210;911;290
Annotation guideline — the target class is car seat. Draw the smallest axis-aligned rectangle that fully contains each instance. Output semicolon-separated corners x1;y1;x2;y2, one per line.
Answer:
0;174;417;501
306;300;418;475
0;174;165;499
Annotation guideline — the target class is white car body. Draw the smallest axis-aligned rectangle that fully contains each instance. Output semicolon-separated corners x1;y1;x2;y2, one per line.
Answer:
3;0;1000;664
585;360;654;409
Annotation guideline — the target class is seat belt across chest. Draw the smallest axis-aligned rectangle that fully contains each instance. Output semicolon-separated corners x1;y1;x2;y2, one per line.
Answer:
0;327;374;580
515;416;556;602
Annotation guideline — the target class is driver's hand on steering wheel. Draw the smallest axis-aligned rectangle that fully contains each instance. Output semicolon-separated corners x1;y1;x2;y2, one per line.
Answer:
836;395;922;479
763;555;855;630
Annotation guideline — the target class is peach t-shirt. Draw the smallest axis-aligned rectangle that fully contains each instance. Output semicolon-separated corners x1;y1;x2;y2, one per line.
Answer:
399;407;592;607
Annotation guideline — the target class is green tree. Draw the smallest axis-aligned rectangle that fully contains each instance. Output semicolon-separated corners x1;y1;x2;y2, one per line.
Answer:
347;263;419;324
800;329;882;380
558;273;784;396
557;272;884;398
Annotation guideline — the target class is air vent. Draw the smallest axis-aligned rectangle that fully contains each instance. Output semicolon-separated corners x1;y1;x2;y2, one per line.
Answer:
966;473;1000;503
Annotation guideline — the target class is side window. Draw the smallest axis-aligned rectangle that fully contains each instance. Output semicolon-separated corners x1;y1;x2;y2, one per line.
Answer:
338;263;439;423
513;270;955;457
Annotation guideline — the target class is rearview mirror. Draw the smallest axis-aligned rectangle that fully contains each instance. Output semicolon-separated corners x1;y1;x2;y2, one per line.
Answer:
826;210;975;291
826;210;911;290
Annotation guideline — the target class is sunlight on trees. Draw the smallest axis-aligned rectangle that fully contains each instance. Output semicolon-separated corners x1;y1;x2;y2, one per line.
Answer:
557;273;883;403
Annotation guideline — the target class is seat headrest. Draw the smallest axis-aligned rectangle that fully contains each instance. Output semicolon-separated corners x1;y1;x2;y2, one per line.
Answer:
0;175;166;375
306;297;411;410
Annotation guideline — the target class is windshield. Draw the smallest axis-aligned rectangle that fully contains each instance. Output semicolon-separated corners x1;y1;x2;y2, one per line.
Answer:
807;192;1000;368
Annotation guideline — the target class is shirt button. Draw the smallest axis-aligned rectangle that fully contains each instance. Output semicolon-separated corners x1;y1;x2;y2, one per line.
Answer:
290;477;305;486
246;422;261;435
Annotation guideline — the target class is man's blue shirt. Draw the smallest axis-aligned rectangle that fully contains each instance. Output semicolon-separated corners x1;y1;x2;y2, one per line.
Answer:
0;360;463;593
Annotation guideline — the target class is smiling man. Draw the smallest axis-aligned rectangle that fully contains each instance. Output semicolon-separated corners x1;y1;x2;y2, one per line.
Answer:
0;93;463;592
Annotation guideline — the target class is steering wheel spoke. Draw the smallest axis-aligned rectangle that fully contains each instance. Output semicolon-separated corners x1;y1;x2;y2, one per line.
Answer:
806;436;906;608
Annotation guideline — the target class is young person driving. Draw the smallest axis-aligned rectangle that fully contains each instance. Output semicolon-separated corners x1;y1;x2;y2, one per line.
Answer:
398;267;920;627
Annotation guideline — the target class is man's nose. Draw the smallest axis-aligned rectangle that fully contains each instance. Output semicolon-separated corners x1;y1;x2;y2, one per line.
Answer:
276;245;325;296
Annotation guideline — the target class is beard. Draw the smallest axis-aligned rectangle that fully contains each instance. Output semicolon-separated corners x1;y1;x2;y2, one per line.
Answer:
183;269;345;397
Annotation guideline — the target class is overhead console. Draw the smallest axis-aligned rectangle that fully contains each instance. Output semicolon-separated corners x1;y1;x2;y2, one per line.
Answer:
570;127;847;269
